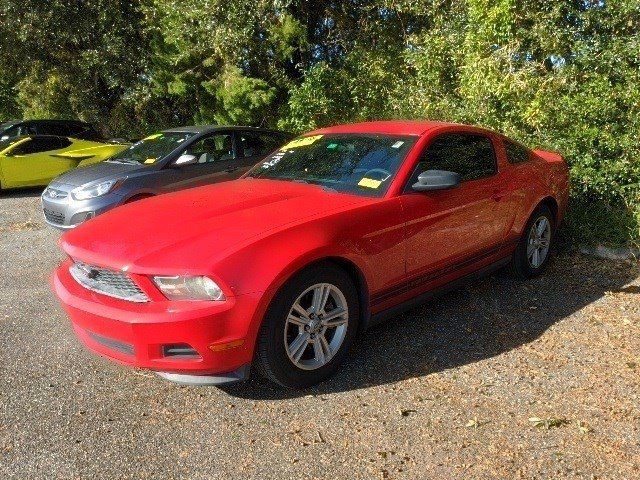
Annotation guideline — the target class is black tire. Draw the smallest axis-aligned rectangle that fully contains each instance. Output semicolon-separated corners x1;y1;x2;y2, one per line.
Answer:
254;263;359;389
510;204;555;279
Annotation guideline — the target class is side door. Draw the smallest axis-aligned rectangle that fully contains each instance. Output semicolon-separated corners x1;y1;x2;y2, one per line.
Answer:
1;136;75;187
400;131;514;289
157;131;240;193
236;131;288;174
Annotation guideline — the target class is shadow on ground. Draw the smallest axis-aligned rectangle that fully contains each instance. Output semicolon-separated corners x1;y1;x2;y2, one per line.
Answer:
221;254;638;400
0;186;44;198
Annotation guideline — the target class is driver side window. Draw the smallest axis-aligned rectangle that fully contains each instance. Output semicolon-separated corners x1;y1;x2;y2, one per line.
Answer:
184;134;235;164
404;132;497;191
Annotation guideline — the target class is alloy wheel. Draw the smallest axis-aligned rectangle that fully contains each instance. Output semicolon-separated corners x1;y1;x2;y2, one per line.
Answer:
527;216;551;268
283;283;349;370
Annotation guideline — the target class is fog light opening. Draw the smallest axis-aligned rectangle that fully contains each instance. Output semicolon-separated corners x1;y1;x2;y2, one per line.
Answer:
162;343;200;358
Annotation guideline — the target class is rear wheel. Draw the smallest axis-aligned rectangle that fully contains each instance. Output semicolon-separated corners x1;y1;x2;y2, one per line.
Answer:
254;264;359;389
510;204;554;279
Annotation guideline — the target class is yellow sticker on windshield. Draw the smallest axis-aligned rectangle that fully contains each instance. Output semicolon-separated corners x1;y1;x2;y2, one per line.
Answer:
143;133;163;141
358;177;382;189
144;158;156;164
280;135;323;151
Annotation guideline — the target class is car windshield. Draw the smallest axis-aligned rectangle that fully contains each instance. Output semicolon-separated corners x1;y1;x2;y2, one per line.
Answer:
247;134;417;197
108;131;194;164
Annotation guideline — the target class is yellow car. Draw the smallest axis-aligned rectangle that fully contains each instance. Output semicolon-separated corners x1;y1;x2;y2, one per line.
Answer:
0;135;129;190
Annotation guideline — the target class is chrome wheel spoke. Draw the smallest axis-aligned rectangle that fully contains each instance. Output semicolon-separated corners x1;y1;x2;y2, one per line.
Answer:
287;314;309;327
289;332;310;363
536;218;548;236
313;337;328;364
322;308;348;327
291;303;310;319
532;248;540;267
312;284;331;314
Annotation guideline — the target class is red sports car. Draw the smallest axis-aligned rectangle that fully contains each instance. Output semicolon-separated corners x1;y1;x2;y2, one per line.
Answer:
53;121;569;388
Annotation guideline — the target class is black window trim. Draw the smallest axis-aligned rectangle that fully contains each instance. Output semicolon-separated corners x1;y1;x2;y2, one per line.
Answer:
402;131;499;193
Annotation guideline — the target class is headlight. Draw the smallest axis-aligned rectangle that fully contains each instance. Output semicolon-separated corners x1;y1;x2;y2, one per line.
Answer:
152;276;226;301
71;180;118;200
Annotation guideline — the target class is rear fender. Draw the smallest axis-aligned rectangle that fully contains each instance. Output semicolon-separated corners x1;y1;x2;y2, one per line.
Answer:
533;149;569;225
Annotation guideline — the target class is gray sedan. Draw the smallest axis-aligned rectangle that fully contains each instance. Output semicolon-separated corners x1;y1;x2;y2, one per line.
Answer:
41;125;291;229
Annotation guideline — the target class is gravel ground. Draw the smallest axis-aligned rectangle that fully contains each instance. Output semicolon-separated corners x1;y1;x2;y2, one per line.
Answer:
1;188;638;480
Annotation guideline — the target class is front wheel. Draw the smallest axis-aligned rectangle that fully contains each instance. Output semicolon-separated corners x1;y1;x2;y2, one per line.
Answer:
254;264;359;389
510;204;555;279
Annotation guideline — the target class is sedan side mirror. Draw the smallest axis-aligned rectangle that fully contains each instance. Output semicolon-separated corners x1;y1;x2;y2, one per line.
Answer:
173;154;197;166
412;170;461;192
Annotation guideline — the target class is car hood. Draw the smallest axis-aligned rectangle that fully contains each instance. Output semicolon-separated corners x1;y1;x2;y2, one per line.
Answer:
60;178;370;273
52;160;146;187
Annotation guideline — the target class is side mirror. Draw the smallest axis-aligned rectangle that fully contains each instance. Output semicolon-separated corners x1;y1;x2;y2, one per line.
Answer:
412;170;461;192
0;135;9;141
173;154;197;166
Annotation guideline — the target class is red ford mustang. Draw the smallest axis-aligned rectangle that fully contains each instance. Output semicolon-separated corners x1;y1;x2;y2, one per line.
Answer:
53;121;569;388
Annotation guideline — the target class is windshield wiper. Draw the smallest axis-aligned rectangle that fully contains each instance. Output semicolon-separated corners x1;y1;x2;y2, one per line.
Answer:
106;158;140;165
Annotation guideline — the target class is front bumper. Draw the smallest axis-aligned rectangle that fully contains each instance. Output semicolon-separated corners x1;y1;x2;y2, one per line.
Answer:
41;184;125;230
53;259;259;382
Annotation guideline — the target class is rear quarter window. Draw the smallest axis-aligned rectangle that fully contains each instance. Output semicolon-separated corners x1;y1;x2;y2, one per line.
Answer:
504;139;532;165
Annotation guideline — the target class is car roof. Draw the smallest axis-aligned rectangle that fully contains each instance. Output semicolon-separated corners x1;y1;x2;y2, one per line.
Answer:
308;120;479;136
17;119;90;125
8;134;71;141
163;125;287;135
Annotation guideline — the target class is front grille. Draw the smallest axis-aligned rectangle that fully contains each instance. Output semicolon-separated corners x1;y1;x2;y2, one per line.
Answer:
43;208;65;225
69;261;149;303
87;330;135;356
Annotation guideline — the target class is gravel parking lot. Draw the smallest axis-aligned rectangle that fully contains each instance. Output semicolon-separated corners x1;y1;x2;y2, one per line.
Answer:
1;188;638;479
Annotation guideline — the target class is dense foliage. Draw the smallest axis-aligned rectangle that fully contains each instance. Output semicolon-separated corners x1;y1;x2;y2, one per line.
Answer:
0;0;638;246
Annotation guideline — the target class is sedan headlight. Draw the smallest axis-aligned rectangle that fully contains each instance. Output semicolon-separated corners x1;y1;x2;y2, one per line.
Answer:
152;276;226;301
71;180;118;200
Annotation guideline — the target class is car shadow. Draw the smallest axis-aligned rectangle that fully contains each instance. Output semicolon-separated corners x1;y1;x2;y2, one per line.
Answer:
220;254;638;399
0;186;44;198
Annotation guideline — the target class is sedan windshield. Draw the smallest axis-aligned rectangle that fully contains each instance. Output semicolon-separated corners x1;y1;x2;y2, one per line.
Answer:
108;132;194;165
248;134;417;197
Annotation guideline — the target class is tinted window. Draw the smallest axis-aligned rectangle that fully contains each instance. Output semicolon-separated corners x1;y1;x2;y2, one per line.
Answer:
504;139;531;164
249;134;418;198
2;123;35;139
240;132;283;157
12;137;67;155
34;123;65;136
184;134;235;163
409;133;496;187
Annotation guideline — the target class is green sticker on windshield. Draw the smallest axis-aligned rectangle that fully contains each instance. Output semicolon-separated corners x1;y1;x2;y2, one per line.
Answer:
327;143;338;149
